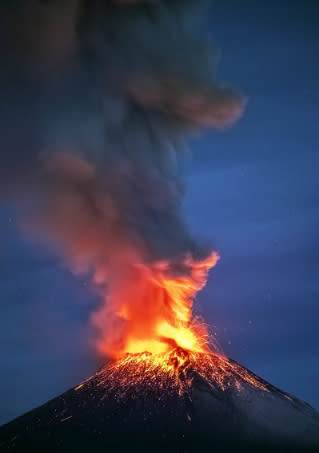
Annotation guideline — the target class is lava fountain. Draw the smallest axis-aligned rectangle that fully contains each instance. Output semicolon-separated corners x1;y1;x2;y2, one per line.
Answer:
93;252;219;358
88;247;268;397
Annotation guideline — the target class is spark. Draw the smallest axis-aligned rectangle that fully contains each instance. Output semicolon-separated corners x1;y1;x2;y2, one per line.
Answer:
75;349;268;400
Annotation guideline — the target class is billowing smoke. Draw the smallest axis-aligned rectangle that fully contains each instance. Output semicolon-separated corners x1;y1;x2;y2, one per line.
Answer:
1;0;244;357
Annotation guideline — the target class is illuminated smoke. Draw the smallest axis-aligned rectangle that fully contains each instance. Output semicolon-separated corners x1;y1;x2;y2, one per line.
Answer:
0;1;244;357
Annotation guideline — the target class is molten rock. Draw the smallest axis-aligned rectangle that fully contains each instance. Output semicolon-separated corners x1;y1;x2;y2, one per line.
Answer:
1;349;319;452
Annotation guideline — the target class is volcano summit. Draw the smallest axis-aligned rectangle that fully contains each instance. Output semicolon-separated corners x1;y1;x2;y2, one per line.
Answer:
1;349;319;452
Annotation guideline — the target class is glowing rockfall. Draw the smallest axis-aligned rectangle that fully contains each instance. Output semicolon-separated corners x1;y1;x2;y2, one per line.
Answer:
2;349;319;452
76;349;268;396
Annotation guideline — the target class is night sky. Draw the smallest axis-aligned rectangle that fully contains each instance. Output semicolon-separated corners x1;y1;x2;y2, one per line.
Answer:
1;0;319;425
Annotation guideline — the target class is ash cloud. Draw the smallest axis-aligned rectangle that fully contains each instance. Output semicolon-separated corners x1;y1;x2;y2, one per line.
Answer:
0;0;244;354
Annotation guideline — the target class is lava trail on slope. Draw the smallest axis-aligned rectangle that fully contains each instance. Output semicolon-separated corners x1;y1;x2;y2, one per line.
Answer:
1;349;319;452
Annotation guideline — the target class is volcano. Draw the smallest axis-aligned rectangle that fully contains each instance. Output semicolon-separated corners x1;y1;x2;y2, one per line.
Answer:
1;349;319;452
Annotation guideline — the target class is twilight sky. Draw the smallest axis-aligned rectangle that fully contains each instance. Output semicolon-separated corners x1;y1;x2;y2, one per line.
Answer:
1;0;318;425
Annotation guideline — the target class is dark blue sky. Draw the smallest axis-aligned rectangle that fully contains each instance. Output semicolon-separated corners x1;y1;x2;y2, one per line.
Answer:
1;0;318;425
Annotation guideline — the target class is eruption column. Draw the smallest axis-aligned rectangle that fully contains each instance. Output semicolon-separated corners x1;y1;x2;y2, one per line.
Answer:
1;0;244;358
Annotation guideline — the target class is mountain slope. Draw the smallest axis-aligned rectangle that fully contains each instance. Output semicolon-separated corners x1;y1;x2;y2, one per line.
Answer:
1;350;319;452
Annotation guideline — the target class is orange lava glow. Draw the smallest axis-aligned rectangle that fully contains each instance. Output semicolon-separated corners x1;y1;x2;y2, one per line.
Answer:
92;252;219;358
83;249;269;397
75;349;269;397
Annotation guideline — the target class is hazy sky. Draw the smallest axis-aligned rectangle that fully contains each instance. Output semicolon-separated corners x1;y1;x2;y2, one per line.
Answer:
1;0;318;425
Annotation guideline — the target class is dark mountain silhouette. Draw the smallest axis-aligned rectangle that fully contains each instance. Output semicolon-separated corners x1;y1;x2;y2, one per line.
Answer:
1;349;319;452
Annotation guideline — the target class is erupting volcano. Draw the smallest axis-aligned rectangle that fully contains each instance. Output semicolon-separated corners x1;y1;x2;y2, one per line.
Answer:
2;249;319;452
1;1;319;451
93;251;219;358
2;346;319;451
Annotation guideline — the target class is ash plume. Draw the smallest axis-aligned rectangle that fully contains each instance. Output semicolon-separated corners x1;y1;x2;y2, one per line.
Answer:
0;0;244;356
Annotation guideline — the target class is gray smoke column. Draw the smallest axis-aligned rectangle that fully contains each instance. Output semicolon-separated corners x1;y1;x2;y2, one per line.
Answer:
1;0;244;357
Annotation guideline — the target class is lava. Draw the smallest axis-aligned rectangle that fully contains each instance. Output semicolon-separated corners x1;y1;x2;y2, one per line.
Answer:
75;349;269;399
4;347;319;453
93;252;219;358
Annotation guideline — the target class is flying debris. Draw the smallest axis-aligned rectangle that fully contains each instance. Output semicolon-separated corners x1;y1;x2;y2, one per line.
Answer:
1;349;319;452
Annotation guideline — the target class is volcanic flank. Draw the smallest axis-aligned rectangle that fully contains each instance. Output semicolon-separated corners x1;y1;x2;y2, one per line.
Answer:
1;349;319;452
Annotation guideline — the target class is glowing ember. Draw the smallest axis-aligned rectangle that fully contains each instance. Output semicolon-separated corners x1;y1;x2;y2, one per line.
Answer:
88;249;268;397
75;349;268;398
92;252;219;358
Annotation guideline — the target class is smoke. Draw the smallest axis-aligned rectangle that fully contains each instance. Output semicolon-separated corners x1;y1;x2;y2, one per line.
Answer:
1;0;244;356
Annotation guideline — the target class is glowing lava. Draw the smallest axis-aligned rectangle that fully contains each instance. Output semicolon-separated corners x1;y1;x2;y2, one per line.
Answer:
75;348;268;398
88;249;268;396
92;252;219;358
88;248;269;396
